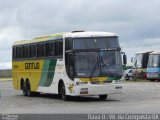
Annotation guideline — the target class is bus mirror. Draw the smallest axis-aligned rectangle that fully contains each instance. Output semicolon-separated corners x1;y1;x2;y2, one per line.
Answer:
123;54;127;65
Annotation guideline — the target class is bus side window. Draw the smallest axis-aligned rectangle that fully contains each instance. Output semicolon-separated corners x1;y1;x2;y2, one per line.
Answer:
24;46;29;58
45;42;54;57
22;46;29;58
30;45;37;58
13;47;16;60
16;47;18;59
37;44;45;57
18;47;23;59
59;42;63;56
54;42;59;56
54;41;63;56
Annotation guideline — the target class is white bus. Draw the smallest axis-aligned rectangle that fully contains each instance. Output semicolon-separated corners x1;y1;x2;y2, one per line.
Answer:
12;31;126;100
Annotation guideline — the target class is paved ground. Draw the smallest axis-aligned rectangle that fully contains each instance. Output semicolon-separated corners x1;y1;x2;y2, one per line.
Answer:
0;80;160;114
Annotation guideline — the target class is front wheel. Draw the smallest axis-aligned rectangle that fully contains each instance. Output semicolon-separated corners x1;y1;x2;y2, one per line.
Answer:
60;82;69;101
99;95;107;100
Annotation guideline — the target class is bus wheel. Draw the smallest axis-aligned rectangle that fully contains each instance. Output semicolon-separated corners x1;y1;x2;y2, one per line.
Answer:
26;81;33;97
21;80;27;96
99;95;107;100
60;82;69;101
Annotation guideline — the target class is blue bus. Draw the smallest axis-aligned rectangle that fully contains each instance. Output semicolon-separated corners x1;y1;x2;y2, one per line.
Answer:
147;51;160;81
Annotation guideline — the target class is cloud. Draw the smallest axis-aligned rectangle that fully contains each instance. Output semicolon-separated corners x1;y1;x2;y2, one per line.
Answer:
0;27;24;69
0;0;160;69
0;27;24;50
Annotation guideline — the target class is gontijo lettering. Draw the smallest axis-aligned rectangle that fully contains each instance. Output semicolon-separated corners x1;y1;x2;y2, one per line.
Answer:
25;62;40;69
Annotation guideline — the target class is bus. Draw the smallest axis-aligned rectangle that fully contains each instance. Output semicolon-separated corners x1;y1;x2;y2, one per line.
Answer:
147;51;160;81
133;51;153;79
12;31;126;100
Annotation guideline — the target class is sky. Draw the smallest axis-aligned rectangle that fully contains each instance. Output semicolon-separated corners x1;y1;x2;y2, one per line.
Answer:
0;0;160;69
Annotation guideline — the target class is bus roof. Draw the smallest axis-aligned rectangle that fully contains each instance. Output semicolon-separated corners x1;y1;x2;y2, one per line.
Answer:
64;31;117;38
13;31;117;46
149;51;160;55
135;51;154;55
13;32;65;46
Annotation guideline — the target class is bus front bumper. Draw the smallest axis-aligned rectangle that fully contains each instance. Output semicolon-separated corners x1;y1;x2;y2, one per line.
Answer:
72;83;123;96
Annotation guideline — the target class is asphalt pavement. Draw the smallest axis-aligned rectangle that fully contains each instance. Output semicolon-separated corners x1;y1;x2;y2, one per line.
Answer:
0;80;160;114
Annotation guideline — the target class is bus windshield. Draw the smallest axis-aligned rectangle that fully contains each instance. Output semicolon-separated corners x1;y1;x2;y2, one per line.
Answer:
148;54;160;68
100;50;122;76
75;52;100;77
75;51;122;78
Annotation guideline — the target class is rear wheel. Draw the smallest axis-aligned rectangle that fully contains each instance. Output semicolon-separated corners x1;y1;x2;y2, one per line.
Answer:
21;81;27;96
99;95;107;100
26;81;34;97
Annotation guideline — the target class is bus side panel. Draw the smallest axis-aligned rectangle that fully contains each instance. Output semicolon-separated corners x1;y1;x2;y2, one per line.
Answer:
12;60;44;91
37;59;66;94
147;68;160;79
39;59;57;87
12;59;58;92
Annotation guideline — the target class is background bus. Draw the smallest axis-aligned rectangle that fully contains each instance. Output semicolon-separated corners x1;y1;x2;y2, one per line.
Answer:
133;51;153;79
12;31;126;100
147;51;160;81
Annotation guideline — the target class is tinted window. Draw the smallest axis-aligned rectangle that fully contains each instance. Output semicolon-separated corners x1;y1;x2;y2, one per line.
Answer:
37;44;45;57
18;47;23;58
25;46;29;58
54;41;63;56
13;40;63;60
45;42;54;57
30;45;37;58
13;47;16;59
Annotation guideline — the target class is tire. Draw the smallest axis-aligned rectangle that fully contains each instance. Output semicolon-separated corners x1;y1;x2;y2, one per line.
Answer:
99;95;107;100
129;76;133;80
26;81;34;97
150;79;155;82
21;81;27;96
59;82;69;101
